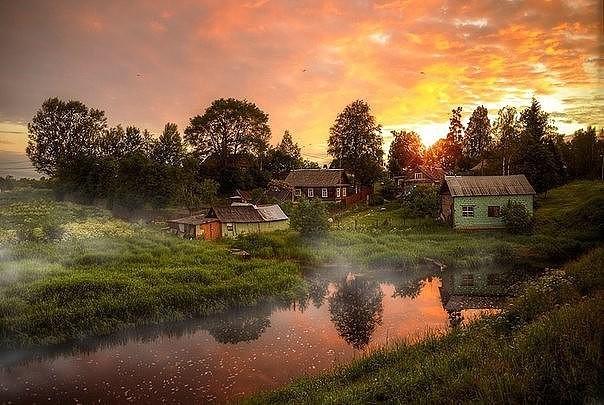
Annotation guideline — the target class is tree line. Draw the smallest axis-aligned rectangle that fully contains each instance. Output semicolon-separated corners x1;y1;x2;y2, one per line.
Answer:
387;98;603;193
24;96;602;211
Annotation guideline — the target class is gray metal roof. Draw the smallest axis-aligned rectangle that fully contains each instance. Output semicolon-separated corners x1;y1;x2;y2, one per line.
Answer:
444;175;536;197
256;204;289;221
167;215;217;225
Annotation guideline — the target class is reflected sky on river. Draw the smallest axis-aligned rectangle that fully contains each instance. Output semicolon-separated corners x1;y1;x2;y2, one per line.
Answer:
0;266;513;403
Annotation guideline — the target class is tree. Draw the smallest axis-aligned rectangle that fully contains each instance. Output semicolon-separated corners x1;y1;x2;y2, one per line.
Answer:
463;105;491;166
151;123;185;167
517;98;564;192
184;98;271;166
27;97;107;176
289;198;329;236
265;130;303;177
501;201;533;235
387;130;423;177
423;138;448;169
441;107;464;172
492;106;521;175
98;125;151;159
566;126;602;179
401;184;439;217
328;100;384;186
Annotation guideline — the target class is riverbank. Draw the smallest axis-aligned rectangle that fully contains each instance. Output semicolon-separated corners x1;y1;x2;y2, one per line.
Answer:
0;190;305;349
249;246;604;404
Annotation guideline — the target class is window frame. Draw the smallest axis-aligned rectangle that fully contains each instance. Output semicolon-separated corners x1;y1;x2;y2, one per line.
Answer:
461;205;475;217
414;172;422;180
336;187;341;198
307;188;314;198
226;223;234;232
322;188;328;198
487;205;501;217
294;188;301;197
342;187;347;197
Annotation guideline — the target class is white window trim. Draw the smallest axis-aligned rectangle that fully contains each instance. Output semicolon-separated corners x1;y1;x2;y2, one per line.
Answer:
461;205;474;217
308;188;314;197
336;187;341;198
294;188;301;197
322;188;328;198
342;187;347;197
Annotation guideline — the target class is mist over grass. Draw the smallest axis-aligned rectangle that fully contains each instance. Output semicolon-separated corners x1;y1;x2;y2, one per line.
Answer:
0;189;305;349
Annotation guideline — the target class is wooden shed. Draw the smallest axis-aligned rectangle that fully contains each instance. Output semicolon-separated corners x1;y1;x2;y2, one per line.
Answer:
206;204;289;238
440;175;536;229
167;215;222;240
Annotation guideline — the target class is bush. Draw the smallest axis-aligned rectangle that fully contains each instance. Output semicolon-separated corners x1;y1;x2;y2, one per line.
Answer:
289;198;329;236
401;184;439;217
502;201;534;235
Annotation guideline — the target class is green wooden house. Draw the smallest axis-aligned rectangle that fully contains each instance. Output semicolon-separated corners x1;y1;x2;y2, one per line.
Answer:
440;175;536;229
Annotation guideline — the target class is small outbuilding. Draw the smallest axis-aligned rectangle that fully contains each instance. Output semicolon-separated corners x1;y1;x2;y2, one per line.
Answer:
206;204;289;238
440;175;536;229
167;215;221;240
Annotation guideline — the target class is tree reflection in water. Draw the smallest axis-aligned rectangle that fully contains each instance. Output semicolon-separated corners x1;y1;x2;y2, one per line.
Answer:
328;274;384;349
207;307;272;344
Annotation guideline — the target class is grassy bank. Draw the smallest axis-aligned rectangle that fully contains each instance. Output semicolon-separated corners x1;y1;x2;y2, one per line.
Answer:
0;190;305;349
250;246;604;404
234;181;604;270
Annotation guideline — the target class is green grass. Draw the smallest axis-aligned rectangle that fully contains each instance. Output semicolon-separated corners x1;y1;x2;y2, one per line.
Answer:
0;189;305;349
234;181;603;271
249;246;604;404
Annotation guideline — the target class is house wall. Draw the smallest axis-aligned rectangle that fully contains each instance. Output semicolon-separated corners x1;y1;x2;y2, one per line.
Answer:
292;186;352;202
221;220;289;238
452;195;534;229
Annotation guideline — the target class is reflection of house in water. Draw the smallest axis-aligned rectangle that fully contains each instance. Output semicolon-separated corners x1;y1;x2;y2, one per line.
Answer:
439;268;511;327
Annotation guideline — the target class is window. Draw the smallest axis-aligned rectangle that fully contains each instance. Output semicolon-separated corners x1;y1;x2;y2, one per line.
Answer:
414;172;422;180
322;188;328;198
308;188;314;197
487;206;501;217
461;205;474;217
294;188;301;197
226;223;233;232
336;188;341;198
461;274;474;287
342;187;347;197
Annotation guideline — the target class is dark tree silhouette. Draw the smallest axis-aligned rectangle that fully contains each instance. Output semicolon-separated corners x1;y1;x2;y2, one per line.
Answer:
328;100;384;186
442;106;464;172
387;130;423;177
463;105;491;166
151;123;185;167
27;98;107;176
329;275;384;349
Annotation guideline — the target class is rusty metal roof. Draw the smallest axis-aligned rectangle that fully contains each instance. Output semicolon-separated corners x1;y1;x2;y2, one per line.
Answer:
285;169;349;187
444;175;536;197
167;214;217;225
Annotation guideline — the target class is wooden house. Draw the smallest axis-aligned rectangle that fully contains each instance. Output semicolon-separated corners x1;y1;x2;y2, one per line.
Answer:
393;165;445;189
285;169;353;202
440;175;536;229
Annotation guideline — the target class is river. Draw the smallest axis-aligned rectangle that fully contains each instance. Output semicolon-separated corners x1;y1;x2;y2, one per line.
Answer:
0;265;511;403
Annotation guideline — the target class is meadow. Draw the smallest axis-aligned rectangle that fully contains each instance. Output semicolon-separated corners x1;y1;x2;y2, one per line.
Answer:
234;181;604;271
0;190;305;349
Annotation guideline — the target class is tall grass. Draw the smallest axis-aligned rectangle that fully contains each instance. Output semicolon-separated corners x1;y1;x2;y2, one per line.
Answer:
0;190;305;349
249;247;604;404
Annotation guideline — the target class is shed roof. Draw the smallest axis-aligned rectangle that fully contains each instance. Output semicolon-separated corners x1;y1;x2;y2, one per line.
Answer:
167;214;217;225
444;175;535;197
208;206;264;223
285;169;349;187
207;204;289;223
256;204;289;221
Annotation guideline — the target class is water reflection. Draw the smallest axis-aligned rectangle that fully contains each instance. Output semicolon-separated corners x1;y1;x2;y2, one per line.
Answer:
439;267;512;327
328;274;384;349
0;265;516;403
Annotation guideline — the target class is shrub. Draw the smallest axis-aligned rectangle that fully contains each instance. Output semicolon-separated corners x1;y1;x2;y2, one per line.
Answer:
502;201;534;235
401;184;439;217
289;198;329;236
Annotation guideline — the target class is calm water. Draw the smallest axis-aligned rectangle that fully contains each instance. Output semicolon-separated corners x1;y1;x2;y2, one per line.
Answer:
0;266;510;403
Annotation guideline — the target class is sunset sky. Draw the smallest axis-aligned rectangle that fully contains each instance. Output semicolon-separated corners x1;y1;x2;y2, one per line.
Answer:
0;0;602;175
